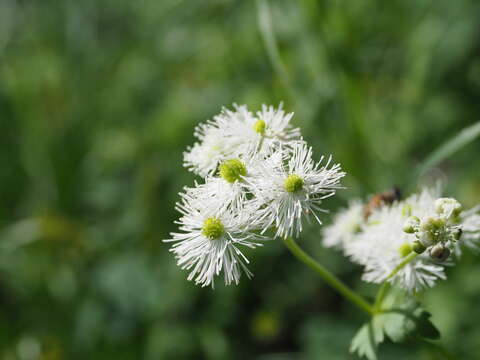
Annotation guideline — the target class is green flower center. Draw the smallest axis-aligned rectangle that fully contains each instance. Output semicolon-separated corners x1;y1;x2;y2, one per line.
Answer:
219;159;247;183
253;119;266;135
202;217;224;240
284;174;304;193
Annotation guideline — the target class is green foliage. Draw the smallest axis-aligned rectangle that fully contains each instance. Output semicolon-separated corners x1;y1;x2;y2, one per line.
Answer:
1;0;480;358
351;290;440;360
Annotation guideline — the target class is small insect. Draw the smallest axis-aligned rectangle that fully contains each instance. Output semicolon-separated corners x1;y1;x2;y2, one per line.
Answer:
363;187;401;220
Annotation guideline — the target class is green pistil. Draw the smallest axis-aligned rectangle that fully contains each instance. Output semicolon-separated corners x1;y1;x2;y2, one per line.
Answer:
284;174;304;193
219;159;247;183
253;119;266;135
202;217;225;240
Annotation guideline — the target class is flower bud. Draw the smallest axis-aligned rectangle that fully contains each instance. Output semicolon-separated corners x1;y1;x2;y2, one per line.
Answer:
420;216;445;233
435;198;462;219
429;244;450;262
420;217;435;232
398;243;413;257
403;216;420;234
412;240;426;254
418;231;435;247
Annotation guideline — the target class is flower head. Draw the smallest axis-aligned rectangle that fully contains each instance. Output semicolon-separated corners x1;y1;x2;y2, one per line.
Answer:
335;187;473;292
171;103;345;287
322;200;364;249
349;197;448;292
183;104;301;177
165;189;265;288
247;142;345;239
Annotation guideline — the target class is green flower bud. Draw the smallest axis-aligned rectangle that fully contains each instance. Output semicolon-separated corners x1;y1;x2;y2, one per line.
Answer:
284;174;304;193
418;231;435;248
253;119;266;135
398;242;413;257
412;240;426;254
219;159;247;183
420;216;445;232
403;216;420;234
435;198;462;219
202;217;225;240
429;244;450;262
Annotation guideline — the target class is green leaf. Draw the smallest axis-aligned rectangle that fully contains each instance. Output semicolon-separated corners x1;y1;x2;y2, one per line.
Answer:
417;121;480;177
412;310;441;340
350;323;378;360
350;290;441;359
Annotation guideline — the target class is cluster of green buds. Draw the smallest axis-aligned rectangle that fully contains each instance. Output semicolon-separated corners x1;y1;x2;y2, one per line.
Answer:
403;198;463;261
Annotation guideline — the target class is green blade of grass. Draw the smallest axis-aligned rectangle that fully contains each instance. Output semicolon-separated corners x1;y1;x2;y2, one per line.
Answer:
255;0;296;101
416;121;480;177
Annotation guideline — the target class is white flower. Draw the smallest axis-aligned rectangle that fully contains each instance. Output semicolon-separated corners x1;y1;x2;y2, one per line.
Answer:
164;189;265;288
218;103;301;156
186;150;262;213
322;200;364;249
254;103;301;143
183;104;301;177
183;124;232;178
348;199;447;292
340;187;458;292
246;142;345;239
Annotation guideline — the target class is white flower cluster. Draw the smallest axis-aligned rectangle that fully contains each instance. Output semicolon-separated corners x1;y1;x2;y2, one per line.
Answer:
166;104;345;287
322;187;480;292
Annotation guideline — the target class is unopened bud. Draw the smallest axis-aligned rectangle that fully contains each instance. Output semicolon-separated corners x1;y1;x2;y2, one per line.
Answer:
420;216;445;232
420;217;435;232
429;244;450;262
435;198;462;219
412;240;426;254
403;216;420;234
418;231;435;248
398;243;413;257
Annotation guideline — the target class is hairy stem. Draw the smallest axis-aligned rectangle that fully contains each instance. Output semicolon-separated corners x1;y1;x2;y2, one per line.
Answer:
283;237;374;315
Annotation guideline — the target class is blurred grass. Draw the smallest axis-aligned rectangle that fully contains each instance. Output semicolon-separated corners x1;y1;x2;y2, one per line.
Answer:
1;0;480;359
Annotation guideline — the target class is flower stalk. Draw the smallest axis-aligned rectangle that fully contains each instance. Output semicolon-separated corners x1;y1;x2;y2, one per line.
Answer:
283;237;374;315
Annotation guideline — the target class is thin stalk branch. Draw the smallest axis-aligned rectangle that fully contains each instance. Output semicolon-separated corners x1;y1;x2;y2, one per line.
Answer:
283;237;374;315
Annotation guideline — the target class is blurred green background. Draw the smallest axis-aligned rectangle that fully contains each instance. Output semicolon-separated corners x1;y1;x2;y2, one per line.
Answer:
1;0;480;359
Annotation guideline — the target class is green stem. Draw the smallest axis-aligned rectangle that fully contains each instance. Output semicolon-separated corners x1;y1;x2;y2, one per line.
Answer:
386;252;418;281
374;252;419;311
374;282;391;312
283;237;374;315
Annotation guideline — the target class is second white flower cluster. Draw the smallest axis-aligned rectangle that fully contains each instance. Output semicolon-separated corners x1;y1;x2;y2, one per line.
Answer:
165;104;345;287
323;186;480;292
